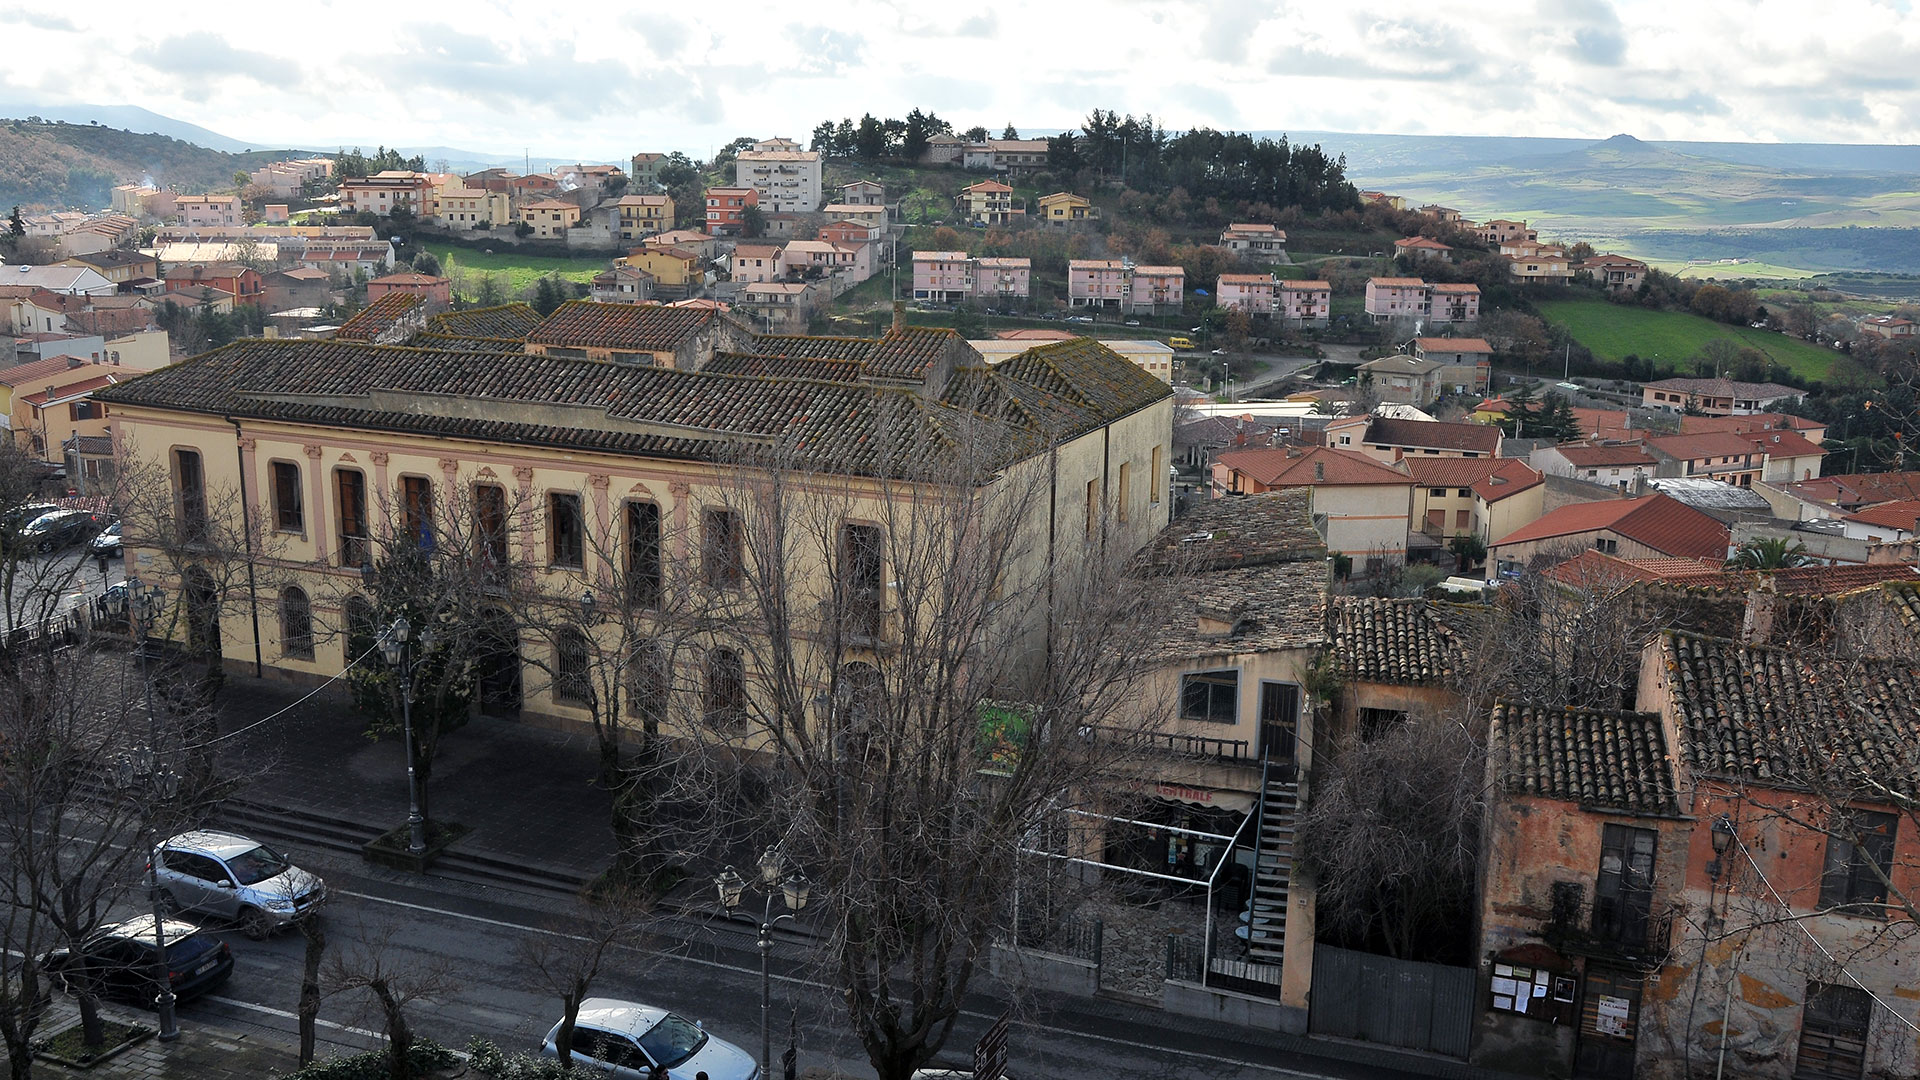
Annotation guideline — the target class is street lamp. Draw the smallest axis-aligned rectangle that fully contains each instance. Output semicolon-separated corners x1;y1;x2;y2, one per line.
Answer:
715;848;811;1076
106;578;179;1043
375;615;435;856
1707;814;1736;881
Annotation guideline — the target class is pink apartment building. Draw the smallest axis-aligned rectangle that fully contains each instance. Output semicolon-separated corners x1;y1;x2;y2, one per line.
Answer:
340;172;434;217
1128;265;1185;315
1217;274;1277;314
731;244;785;284
973;257;1030;302
913;251;974;303
1277;280;1331;327
1068;260;1129;309
1364;277;1431;322
174;195;242;228
1430;283;1481;323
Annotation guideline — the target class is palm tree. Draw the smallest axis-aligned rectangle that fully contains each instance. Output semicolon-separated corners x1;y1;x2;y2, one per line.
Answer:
1725;536;1815;570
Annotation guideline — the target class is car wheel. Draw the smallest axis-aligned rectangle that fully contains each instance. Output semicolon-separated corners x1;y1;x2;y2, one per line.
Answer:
239;907;276;941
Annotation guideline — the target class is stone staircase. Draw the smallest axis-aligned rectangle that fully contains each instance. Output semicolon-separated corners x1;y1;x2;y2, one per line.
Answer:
1245;768;1297;964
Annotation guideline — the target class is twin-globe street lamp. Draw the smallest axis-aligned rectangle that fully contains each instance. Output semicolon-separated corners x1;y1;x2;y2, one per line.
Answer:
715;848;810;1077
105;578;180;1042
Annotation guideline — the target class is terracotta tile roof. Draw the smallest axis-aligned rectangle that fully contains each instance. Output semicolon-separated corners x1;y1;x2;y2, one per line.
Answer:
1411;336;1492;353
1400;456;1543;502
1368;277;1427;287
975;258;1029;269
20;372;122;406
1539;548;1726;591
332;292;422;342
1661;630;1920;784
426;303;542;341
406;332;525;353
1361;417;1501;454
525;301;714;351
1491;701;1679;814
1277;280;1332;291
1428;283;1481;294
1844;498;1920;532
1142;489;1325;571
1331;597;1469;686
1767;564;1920;596
1787;471;1920;511
1552;443;1659;467
1214;446;1416;487
961;180;1013;193
1878;581;1920;633
369;273;448;287
92;334;1154;479
1643;377;1800;400
751;325;967;382
1492;494;1730;561
1394;236;1451;249
1217;274;1276;285
1142;560;1330;662
1732;428;1825;458
1644;431;1762;461
702;352;863;382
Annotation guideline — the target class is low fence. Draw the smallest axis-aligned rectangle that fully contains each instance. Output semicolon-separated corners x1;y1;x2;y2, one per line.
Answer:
1166;934;1284;999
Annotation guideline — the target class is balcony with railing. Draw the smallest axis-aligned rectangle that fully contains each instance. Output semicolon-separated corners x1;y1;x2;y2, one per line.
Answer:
1080;724;1251;762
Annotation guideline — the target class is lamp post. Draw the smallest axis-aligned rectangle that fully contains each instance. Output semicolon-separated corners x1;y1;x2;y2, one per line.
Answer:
715;848;810;1077
108;578;180;1042
362;563;435;857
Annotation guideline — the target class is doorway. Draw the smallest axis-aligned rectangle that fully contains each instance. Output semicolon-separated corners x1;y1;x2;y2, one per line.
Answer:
475;609;521;718
1574;966;1642;1080
1259;681;1300;767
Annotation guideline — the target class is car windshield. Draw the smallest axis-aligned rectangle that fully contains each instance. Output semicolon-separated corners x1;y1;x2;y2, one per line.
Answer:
637;1013;707;1068
25;512;69;531
100;523;120;536
225;845;291;885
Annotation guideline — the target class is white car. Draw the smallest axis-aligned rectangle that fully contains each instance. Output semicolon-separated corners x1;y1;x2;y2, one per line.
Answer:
152;830;326;939
543;998;758;1080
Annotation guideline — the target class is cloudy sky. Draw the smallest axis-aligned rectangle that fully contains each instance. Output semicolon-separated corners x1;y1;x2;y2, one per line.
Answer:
3;0;1917;160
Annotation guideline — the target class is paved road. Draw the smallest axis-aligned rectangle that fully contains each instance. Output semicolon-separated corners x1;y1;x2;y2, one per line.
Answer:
2;544;114;632
151;853;1432;1080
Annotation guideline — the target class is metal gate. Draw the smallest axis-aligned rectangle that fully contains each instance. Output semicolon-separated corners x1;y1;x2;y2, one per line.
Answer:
1309;944;1475;1059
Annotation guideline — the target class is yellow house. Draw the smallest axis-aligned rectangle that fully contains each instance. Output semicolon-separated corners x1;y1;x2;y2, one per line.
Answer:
615;194;675;241
0;356;129;462
94;315;1173;734
1037;191;1095;226
433;187;511;230
519;198;580;239
622;246;702;290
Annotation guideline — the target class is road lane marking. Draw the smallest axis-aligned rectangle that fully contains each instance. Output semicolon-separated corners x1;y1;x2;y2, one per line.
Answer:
333;889;1344;1079
205;995;384;1042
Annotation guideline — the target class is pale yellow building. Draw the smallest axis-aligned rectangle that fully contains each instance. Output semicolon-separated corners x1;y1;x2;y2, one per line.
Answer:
96;315;1173;734
519;198;581;239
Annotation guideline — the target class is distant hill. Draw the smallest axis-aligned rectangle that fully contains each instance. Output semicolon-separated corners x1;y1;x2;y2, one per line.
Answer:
1277;131;1920;272
0;117;314;211
0;102;266;153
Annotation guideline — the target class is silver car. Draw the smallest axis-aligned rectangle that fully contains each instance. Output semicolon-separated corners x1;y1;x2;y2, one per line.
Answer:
152;830;326;939
542;998;757;1080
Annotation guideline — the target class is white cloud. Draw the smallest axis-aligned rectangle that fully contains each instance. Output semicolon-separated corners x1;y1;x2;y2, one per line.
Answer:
1;0;1917;159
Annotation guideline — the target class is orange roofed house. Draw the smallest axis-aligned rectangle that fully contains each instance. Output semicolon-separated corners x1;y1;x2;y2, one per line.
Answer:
1490;492;1730;577
1211;446;1417;569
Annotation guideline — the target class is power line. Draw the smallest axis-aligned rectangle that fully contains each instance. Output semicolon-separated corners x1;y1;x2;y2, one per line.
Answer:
1728;834;1919;1034
173;641;383;753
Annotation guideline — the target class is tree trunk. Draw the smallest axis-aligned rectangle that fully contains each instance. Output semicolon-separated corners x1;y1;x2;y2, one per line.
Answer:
553;993;580;1074
369;978;410;1080
75;988;104;1049
8;1039;36;1080
298;916;327;1065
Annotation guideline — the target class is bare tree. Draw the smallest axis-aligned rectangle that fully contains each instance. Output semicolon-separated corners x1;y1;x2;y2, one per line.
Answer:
297;909;328;1066
324;921;453;1080
514;884;652;1073
649;402;1176;1080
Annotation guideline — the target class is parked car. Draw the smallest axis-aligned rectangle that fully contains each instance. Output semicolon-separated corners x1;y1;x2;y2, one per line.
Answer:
542;998;756;1080
1067;315;1094;324
1124;320;1141;327
20;509;108;553
2;502;61;543
42;915;232;1005
152;830;326;939
1211;348;1230;355
88;520;123;559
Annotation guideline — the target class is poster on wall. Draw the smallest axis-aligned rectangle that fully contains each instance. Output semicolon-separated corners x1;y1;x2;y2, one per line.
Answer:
1596;995;1632;1036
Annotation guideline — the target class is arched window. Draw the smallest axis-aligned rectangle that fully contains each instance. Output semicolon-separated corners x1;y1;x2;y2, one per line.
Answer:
280;587;314;660
628;641;670;731
703;648;745;729
556;628;592;705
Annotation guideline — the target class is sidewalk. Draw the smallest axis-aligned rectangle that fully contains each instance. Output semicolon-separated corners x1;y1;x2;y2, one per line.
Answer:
213;675;618;882
32;1001;303;1080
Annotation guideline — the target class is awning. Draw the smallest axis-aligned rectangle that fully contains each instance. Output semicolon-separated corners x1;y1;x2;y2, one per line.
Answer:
1149;782;1255;815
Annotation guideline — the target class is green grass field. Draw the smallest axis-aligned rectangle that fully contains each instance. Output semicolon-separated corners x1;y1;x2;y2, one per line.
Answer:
424;244;607;298
1533;298;1843;381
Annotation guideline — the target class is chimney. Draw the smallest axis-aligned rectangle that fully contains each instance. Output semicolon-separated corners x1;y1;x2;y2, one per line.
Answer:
891;299;905;333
